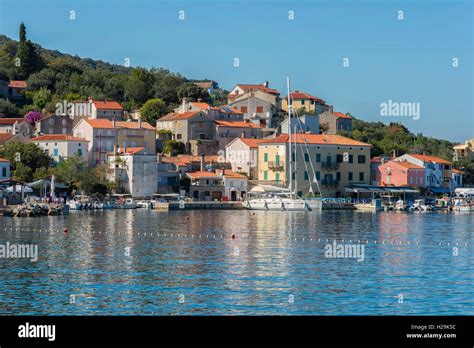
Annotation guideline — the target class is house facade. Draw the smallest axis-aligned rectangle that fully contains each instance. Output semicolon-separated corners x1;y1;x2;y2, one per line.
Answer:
0;118;34;137
6;80;27;99
257;134;371;197
215;120;262;149
376;160;425;188
280;114;320;134
36;114;74;135
32;134;89;163
0;157;10;180
397;154;453;193
453;139;474;160
319;111;353;134
73;118;155;167
107;147;158;198
282;90;329;115
225;137;263;180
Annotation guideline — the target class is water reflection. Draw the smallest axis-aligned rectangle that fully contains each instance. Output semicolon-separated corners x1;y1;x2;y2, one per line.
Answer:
0;210;472;315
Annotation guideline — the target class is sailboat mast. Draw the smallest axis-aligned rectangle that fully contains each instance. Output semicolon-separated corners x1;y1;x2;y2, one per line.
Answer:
287;76;292;199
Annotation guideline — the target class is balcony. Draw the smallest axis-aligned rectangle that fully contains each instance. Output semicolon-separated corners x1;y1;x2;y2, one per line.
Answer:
321;161;339;169
321;179;339;187
267;161;285;171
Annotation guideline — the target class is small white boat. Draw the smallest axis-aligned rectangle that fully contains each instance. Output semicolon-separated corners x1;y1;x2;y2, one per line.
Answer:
412;199;433;211
120;198;137;209
395;199;407;211
136;200;152;209
354;199;383;212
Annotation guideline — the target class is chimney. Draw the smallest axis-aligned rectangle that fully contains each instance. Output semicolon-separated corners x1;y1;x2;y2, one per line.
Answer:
216;169;224;176
197;98;202;102
263;81;269;87
88;96;93;104
138;118;142;128
381;157;385;165
181;97;188;113
241;131;245;138
200;153;205;171
114;144;118;155
112;117;116;128
329;105;334;113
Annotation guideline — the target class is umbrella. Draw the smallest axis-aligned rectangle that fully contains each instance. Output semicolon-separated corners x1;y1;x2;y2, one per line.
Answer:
6;185;33;193
51;175;56;200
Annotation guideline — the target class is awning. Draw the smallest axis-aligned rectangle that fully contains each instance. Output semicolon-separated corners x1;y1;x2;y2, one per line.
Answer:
27;179;69;189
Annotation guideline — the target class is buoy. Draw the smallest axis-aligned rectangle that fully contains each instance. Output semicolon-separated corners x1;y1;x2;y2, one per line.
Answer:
186;217;190;220
63;228;68;233
231;234;235;239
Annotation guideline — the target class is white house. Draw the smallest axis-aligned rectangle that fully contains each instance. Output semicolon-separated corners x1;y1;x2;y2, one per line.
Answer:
225;137;264;179
107;147;158;198
219;169;248;201
32;134;89;163
0;118;34;138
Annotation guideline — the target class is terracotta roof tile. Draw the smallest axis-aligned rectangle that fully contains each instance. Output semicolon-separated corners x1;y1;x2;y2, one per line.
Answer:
186;171;220;179
158;111;203;121
32;134;88;142
8;80;27;88
407;154;453;165
0;133;15;143
215;120;262;128
333;112;351;119
0;118;25;124
237;137;266;148
259;134;372;147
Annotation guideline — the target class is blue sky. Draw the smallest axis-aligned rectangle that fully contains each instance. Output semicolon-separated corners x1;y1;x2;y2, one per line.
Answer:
0;0;472;142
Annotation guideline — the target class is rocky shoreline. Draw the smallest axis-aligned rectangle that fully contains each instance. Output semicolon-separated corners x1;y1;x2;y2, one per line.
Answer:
3;203;63;217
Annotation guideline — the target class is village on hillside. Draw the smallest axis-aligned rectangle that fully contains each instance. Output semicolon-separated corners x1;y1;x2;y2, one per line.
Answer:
0;23;472;212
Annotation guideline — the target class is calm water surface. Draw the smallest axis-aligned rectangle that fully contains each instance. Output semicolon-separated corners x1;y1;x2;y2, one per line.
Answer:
0;210;472;315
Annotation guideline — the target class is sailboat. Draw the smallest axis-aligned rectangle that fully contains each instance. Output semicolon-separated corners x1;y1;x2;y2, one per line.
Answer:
245;77;310;211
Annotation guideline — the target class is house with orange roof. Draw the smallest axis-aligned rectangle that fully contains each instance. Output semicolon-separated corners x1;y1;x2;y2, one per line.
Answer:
107;146;158;198
6;80;27;99
224;137;266;179
215;120;263;149
0;132;29;151
257;133;372;197
0;157;10;180
193;81;218;94
156;109;217;155
73;118;156;167
280;113;320;135
227;82;281;128
70;98;124;126
32;134;89;163
376;159;425;188
0;118;34;137
451;168;464;188
281;90;329;115
318;110;353;134
396;154;453;192
185;168;248;201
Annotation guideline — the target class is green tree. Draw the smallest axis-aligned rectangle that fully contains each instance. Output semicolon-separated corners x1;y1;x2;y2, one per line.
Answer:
0;98;19;117
163;140;186;156
12;162;32;181
0;142;51;174
14;22;44;79
177;83;210;102
140;98;168;126
53;154;85;188
124;67;154;105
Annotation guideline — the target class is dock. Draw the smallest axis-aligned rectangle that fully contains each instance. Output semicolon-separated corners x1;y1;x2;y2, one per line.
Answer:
154;201;243;211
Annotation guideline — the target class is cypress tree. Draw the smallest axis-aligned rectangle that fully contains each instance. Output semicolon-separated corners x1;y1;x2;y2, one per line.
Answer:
15;22;44;79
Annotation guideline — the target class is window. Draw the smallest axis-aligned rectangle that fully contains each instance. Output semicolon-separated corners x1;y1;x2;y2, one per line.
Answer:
292;153;296;162
122;141;127;148
62;119;67;126
256;106;263;113
177;134;182;140
275;173;280;181
62;128;67;134
77;149;82;156
292;172;296;180
337;154;343;163
264;171;268;180
349;154;353;163
316;153;321;163
131;141;137;147
304;153;309;162
45;149;49;156
53;148;58;157
316;171;320;180
241;106;248;113
359;172;364;181
264;153;268;162
304;171;309;180
49;119;54;125
336;172;341;181
275;154;280;165
300;100;305;105
358;155;366;163
2;167;6;177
